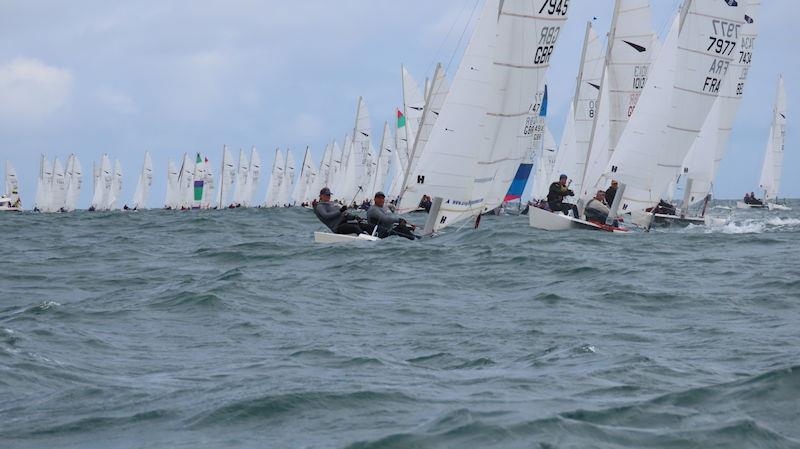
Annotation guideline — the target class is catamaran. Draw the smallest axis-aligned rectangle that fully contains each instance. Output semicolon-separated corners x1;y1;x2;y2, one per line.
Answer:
738;75;788;210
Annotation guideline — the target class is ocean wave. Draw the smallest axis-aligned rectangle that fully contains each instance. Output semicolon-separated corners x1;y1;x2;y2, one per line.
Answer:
148;292;226;310
189;390;415;427
23;410;171;437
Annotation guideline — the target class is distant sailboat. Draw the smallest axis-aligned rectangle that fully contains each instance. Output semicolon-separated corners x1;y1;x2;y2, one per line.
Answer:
89;154;113;211
1;161;22;211
132;151;153;210
264;148;285;208
165;159;180;209
738;75;788;210
64;154;82;212
217;146;236;209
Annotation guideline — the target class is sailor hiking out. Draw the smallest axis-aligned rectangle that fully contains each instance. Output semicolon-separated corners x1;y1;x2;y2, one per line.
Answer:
314;187;374;235
366;192;418;240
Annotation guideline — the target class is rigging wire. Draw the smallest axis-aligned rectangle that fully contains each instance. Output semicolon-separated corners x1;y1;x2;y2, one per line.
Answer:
446;0;482;76
425;0;472;80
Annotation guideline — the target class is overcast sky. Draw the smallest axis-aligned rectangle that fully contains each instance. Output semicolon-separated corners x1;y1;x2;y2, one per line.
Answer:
0;0;796;208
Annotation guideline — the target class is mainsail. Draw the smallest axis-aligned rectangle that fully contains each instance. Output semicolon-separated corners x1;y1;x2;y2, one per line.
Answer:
477;0;570;214
681;0;760;208
5;161;20;205
758;75;787;202
132;151;153;210
217;146;236;208
581;0;658;198
402;0;499;231
593;0;743;215
550;21;605;197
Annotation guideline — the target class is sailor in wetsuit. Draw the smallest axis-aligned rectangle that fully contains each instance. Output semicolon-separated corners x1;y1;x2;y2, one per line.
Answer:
584;190;619;227
314;187;374;235
367;192;418;240
547;174;580;217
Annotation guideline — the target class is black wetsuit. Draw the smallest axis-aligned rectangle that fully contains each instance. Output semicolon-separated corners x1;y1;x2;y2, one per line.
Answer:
314;201;373;235
547;182;579;217
367;205;417;240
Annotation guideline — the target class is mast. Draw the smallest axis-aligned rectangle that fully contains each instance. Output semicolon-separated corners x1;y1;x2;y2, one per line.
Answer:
579;0;620;191
399;63;444;204
573;21;593;114
217;145;227;208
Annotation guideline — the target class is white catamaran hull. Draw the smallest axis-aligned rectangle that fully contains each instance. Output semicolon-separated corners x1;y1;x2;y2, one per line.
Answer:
314;231;380;244
528;205;628;233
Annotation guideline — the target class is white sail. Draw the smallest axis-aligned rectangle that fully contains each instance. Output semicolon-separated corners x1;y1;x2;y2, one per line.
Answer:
594;1;743;214
337;136;358;203
50;157;67;212
278;149;296;206
400;0;499;230
5;160;20;206
682;0;760;206
90;154;113;211
246;147;261;207
477;0;570;214
231;149;249;207
532;125;559;201
550;22;605;197
759;75;787;201
313;143;333;200
202;156;215;209
107;159;123;210
34;156;51;212
387;132;405;201
581;0;658;197
351;98;374;203
217;146;236;208
397;64;450;211
264;148;285;207
132;151;153;210
401;65;426;153
293;147;316;205
177;153;194;209
368;122;393;196
165;159;179;209
64;154;82;212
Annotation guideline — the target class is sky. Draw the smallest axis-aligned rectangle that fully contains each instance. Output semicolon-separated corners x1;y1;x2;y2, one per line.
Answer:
0;0;797;208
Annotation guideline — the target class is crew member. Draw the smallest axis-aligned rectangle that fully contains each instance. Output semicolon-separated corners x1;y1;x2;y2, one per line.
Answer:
547;174;579;217
367;192;417;240
605;180;619;207
584;190;617;226
314;187;373;235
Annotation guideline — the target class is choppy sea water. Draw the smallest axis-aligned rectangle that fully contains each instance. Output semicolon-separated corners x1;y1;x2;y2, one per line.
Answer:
1;200;799;449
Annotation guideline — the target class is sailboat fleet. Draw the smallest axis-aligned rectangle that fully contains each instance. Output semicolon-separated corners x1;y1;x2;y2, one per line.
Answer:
1;1;792;233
